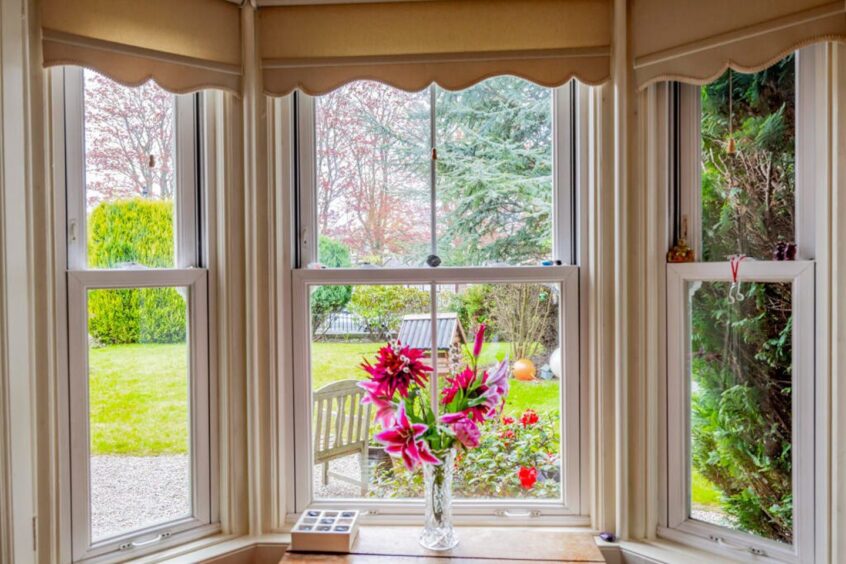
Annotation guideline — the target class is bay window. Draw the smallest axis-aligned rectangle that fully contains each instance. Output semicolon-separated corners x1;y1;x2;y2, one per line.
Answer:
663;50;819;562
55;67;215;562
288;77;587;521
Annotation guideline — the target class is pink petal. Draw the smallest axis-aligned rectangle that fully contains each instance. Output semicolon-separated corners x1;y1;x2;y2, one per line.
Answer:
440;412;465;424
375;429;404;444
410;423;428;439
416;441;441;465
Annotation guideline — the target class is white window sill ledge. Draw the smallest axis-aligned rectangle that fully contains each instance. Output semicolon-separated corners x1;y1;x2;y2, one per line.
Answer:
128;533;290;563
596;536;748;564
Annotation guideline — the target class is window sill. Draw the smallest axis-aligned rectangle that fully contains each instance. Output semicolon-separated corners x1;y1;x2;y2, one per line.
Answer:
596;536;749;564
132;526;601;563
128;533;289;563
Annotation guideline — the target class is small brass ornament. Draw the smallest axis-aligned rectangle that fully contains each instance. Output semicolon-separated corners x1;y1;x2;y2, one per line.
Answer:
667;216;695;263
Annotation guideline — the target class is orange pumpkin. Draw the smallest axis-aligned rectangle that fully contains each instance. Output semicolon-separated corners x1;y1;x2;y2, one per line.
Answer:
513;358;536;381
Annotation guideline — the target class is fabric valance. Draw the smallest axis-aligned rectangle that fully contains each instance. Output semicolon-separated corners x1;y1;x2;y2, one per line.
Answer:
633;0;846;89
259;0;611;96
41;0;242;94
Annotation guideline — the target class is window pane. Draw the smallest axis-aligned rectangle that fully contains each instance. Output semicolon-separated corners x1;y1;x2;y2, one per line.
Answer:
700;58;795;261
87;287;191;541
688;281;792;543
84;69;177;269
436;78;554;266
315;82;431;267
437;282;561;500
310;284;432;499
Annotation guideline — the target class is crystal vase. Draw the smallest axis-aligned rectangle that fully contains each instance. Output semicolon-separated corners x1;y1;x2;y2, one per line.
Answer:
419;449;458;551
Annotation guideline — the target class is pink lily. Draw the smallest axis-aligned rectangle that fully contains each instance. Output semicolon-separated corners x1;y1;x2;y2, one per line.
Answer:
375;403;440;471
441;412;481;449
358;380;396;426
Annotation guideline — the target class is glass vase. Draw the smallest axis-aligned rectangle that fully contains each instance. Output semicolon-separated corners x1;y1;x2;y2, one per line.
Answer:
419;449;458;551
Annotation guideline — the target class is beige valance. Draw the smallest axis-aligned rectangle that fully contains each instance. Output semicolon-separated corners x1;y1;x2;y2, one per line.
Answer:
41;0;242;94
633;0;846;89
259;0;611;96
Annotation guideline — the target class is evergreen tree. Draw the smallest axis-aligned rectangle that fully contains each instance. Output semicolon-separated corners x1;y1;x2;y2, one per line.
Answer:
435;77;553;265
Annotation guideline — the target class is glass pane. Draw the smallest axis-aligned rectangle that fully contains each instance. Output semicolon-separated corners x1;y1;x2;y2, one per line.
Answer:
84;69;178;269
699;57;795;261
436;77;554;266
310;284;432;499
437;282;561;500
688;281;793;543
87;287;191;541
314;82;431;267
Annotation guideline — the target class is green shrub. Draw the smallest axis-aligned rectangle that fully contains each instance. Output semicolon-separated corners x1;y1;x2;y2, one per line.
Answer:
446;284;497;338
348;285;429;339
311;237;353;337
88;198;174;268
87;199;186;344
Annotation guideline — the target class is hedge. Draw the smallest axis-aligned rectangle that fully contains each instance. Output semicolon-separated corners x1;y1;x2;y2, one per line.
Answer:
87;199;186;345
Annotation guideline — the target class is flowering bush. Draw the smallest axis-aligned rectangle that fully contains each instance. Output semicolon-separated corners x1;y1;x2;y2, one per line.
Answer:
359;324;509;470
369;410;561;499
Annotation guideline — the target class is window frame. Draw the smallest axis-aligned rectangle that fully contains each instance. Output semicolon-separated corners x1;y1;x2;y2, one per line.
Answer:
661;49;821;563
285;80;588;524
295;81;577;268
54;66;216;563
291;265;583;521
665;261;815;563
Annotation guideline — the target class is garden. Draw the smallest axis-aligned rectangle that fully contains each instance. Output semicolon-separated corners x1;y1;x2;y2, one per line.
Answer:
309;242;565;500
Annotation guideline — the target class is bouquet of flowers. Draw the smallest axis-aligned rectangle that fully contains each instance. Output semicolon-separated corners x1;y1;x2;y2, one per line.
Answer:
358;324;509;470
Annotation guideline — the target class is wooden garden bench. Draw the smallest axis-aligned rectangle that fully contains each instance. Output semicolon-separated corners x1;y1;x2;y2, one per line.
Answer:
313;380;372;496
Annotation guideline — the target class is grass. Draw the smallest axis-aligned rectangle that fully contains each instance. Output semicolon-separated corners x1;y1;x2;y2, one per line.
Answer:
89;340;560;456
89;343;189;456
691;469;723;509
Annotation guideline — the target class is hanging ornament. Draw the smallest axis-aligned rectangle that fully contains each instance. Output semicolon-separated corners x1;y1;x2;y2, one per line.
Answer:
667;215;695;263
725;69;737;155
728;254;747;304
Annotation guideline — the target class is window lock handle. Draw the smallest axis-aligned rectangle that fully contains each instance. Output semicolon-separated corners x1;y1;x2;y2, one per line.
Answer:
709;535;766;557
119;530;172;551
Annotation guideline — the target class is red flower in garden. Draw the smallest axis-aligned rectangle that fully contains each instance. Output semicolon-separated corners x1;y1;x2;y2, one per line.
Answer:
500;429;515;441
361;341;432;398
520;409;539;427
502;416;515;425
518;466;538;489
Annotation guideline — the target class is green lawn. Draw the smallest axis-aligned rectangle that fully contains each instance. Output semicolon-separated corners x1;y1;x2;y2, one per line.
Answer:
89;341;560;456
691;469;723;509
89;343;189;455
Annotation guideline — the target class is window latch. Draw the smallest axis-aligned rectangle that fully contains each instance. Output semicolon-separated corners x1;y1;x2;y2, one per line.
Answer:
708;535;766;557
68;219;78;242
494;509;541;518
119;530;172;551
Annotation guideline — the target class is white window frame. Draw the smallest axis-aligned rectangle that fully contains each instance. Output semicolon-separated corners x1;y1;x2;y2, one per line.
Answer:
665;261;814;563
54;67;216;563
296;81;578;268
286;80;588;524
661;49;821;563
291;266;583;522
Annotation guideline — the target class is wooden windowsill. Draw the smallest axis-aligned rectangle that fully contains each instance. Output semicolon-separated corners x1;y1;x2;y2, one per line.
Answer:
280;526;604;562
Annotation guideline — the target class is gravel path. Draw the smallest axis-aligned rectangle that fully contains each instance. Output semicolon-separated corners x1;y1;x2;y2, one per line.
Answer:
691;506;735;528
90;455;190;541
313;455;366;498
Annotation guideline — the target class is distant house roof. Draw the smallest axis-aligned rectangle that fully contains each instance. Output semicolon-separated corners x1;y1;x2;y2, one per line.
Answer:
397;313;467;350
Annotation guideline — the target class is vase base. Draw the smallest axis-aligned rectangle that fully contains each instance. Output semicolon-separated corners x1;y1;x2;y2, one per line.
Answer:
419;527;459;551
